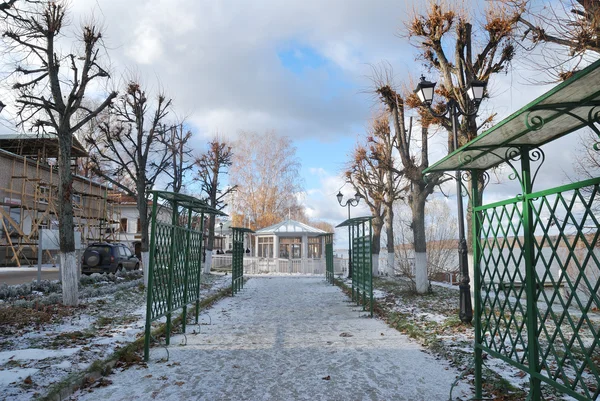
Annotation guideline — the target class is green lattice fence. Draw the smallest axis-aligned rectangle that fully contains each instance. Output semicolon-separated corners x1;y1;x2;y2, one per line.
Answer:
144;191;225;361
474;177;600;400
231;227;253;295
323;233;334;284
337;217;373;317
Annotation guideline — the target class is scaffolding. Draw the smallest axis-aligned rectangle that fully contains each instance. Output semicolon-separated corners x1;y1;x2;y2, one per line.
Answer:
0;147;112;266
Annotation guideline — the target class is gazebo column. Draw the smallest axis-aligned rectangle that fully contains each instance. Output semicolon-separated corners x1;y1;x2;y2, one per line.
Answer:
273;235;279;259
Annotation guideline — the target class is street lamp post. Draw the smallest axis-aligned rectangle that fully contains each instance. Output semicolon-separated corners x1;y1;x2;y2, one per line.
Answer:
336;191;362;279
414;76;487;324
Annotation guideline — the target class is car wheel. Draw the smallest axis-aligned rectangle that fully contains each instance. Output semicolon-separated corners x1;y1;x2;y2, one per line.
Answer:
115;264;123;273
134;263;140;270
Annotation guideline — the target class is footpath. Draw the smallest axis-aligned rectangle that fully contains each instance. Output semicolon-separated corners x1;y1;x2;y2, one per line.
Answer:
70;277;473;401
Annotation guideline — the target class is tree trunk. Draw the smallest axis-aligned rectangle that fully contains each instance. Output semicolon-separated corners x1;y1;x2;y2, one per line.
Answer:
138;177;150;287
203;214;215;274
384;202;395;276
371;215;383;276
58;130;78;306
411;188;428;294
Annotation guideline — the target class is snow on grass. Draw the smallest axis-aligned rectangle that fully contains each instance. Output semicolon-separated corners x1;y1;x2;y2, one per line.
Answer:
69;277;473;401
0;273;230;401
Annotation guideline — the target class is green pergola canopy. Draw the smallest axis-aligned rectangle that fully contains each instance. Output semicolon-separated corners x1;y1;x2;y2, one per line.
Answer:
150;190;227;216
335;216;373;228
424;58;600;173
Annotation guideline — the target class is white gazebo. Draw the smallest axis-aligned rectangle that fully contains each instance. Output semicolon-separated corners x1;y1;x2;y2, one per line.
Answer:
251;219;329;274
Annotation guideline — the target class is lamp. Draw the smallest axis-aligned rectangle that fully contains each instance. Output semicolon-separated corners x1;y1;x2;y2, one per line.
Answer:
414;76;436;106
414;75;487;324
336;190;362;279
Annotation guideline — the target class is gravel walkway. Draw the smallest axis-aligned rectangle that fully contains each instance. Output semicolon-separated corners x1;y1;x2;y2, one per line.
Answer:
72;277;472;401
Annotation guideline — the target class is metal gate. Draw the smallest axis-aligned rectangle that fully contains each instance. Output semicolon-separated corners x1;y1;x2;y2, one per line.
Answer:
231;227;253;295
337;217;373;317
144;190;225;361
424;60;600;400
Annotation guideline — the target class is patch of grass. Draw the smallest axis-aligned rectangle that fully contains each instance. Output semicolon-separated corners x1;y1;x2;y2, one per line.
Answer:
0;303;71;334
39;284;232;401
50;330;96;348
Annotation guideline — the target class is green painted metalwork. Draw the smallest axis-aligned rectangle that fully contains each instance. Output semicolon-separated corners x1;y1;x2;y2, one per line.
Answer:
420;59;600;400
144;190;226;361
231;227;253;295
337;217;373;317
474;174;600;400
323;233;334;284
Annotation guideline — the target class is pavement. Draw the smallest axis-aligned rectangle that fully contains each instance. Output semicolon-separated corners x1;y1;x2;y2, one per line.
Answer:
0;266;60;285
71;277;472;401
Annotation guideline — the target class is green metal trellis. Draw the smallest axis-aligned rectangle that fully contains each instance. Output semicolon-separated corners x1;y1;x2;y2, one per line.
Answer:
337;217;373;317
322;233;334;284
231;227;253;295
424;59;600;400
144;190;226;361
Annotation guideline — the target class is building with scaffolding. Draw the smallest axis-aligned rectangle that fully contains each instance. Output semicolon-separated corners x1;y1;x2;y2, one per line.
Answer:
0;133;115;266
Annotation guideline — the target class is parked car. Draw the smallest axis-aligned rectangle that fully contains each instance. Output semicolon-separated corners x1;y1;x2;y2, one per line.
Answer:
81;242;140;275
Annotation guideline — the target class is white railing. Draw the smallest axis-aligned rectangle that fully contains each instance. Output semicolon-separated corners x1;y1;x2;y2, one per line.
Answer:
212;254;232;269
211;255;348;276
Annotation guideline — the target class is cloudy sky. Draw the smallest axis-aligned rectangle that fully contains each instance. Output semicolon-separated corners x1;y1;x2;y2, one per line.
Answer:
9;0;592;247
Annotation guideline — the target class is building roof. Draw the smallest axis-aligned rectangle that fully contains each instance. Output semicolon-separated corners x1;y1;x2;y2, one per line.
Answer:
255;219;327;235
0;132;88;158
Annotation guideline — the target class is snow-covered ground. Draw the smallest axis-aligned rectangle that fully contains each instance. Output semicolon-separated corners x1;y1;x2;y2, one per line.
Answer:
0;273;230;401
69;277;473;401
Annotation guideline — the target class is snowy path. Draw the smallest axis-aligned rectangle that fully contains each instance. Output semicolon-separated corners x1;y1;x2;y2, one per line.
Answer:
73;277;472;401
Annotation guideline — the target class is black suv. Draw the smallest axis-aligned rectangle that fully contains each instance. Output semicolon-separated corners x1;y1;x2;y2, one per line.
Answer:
82;243;140;275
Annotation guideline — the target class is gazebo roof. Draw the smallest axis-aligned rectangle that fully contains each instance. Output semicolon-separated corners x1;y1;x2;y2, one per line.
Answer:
255;219;327;235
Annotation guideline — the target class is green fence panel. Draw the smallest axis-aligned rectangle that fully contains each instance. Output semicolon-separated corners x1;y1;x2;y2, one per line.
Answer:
324;233;334;284
144;191;226;361
474;176;600;400
231;227;253;295
337;217;373;317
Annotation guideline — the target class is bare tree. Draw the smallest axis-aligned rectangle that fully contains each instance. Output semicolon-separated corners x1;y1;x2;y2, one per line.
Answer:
503;0;600;80
2;1;117;305
195;138;236;273
346;143;385;277
164;123;195;193
229;131;304;229
85;81;171;285
404;1;520;292
373;71;450;293
346;112;405;276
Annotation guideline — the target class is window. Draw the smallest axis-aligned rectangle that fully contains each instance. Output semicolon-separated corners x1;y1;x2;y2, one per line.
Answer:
137;218;141;233
120;218;128;233
279;237;301;259
39;185;51;204
258;236;273;258
308;237;322;258
72;193;82;209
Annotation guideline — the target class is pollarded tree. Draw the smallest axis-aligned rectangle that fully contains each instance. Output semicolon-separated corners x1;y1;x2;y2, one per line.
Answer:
2;1;117;305
405;2;520;294
346;111;405;276
195;138;236;273
374;71;450;293
85;81;172;285
229;131;304;229
165;123;195;194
